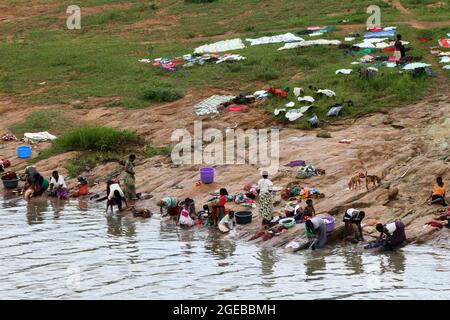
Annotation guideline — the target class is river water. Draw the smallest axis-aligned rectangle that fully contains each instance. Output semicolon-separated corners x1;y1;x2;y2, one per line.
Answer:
1;195;449;299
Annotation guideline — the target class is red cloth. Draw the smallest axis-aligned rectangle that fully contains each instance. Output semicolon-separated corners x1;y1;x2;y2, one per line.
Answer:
417;37;432;42
227;105;244;112
426;221;443;229
1;159;11;168
439;39;450;48
388;56;397;62
369;27;383;32
382;47;395;53
170;58;184;64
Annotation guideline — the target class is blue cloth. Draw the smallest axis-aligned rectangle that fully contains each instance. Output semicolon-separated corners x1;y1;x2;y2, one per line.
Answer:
364;30;396;38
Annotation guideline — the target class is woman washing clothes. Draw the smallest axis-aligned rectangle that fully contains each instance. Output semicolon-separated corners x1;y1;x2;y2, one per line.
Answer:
218;211;235;233
211;188;228;226
106;179;128;213
49;171;68;199
178;201;195;227
375;220;406;251
71;176;89;197
305;217;327;250
294;199;315;221
23;167;49;200
257;171;274;227
123;154;137;200
158;196;180;217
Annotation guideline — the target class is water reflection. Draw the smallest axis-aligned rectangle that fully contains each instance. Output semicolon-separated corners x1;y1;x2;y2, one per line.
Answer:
106;214;136;238
76;198;89;212
381;250;406;274
48;198;66;219
204;230;236;260
343;249;364;275
26;199;48;225
304;251;327;277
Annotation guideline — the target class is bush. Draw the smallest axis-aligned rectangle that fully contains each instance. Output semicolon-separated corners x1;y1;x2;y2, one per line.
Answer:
142;86;184;102
64;151;123;177
144;144;172;158
39;126;139;159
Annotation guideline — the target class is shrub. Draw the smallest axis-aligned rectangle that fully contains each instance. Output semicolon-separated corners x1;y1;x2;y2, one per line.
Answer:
39;126;139;159
144;144;172;157
142;86;184;102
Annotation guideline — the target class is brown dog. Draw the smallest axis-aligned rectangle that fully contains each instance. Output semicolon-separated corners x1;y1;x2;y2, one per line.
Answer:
365;172;381;190
348;172;366;190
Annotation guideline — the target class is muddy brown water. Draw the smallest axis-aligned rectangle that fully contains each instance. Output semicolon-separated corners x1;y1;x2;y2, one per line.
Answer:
1;195;449;299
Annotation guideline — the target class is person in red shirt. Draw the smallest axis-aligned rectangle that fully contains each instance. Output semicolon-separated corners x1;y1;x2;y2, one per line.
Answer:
212;188;228;226
71;176;89;197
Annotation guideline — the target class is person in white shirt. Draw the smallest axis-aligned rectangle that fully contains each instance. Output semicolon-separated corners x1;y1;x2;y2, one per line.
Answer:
343;208;365;242
106;179;128;213
218;211;235;233
49;171;68;199
257;171;274;226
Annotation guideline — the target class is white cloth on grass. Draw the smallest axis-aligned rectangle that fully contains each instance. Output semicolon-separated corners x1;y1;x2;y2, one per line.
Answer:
194;38;245;54
278;39;341;50
24;132;57;142
443;65;450;70
246;33;303;46
344;37;355;42
316;89;336;97
298;96;315;103
336;69;352;75
193;95;235;116
439;56;450;64
293;87;303;97
286;106;313;121
285;101;295;108
402;63;431;70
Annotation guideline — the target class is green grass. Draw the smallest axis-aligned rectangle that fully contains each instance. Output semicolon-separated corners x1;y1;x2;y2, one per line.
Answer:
9;109;72;137
64;151;124;177
144;144;173;157
0;0;445;120
38;126;140;159
400;0;450;21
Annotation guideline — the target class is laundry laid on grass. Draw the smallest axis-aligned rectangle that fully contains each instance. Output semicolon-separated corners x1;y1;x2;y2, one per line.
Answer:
335;68;352;75
193;95;235;116
402;62;432;70
438;39;450;48
297;26;336;36
285;106;314;121
440;56;450;64
364;28;396;39
2;133;17;141
194;38;246;54
142;53;247;71
278;39;341;50
298;96;315;103
23;132;56;142
443;65;450;70
246;33;303;46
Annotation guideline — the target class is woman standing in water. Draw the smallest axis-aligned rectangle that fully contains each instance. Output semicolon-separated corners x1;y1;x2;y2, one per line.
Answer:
123;154;137;200
257;171;274;227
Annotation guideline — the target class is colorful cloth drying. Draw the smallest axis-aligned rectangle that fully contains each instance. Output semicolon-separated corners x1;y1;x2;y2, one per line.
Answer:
285;160;306;168
364;29;396;38
193;95;235;116
2;133;17;141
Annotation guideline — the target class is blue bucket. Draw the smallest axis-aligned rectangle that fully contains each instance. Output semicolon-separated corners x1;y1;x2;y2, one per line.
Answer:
199;167;214;184
17;145;32;159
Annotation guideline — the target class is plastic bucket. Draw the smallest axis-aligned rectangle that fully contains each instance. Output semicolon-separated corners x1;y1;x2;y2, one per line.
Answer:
323;216;335;233
235;211;252;225
2;179;19;189
17;146;32;159
199;167;214;184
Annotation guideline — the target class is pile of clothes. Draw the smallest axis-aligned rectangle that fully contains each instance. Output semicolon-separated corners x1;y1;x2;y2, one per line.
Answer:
1;171;17;180
281;182;324;201
2;133;17;141
0;159;11;172
297;165;326;178
140;53;247;72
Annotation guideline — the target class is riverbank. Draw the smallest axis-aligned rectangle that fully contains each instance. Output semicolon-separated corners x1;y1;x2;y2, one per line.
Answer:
2;86;449;250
